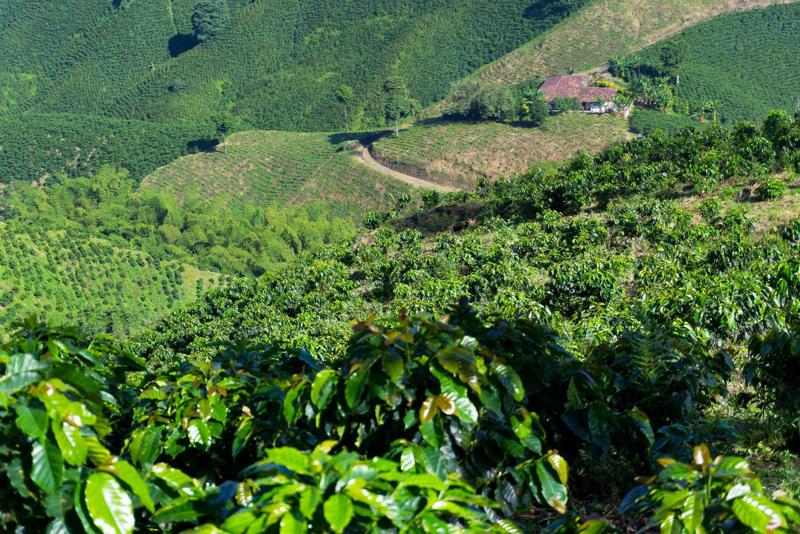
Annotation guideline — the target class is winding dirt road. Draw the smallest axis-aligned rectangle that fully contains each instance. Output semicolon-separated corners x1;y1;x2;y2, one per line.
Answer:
353;144;461;193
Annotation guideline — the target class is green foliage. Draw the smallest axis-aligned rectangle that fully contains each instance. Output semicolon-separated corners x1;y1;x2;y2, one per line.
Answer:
4;165;359;277
634;3;800;124
0;223;198;335
551;97;582;113
658;38;691;79
384;75;414;134
0;0;586;131
0;318;525;532
192;0;230;43
746;309;800;441
622;445;800;533
758;177;788;201
629;108;706;136
222;443;510;532
444;80;548;125
0;319;152;531
141;130;410;214
0;113;217;183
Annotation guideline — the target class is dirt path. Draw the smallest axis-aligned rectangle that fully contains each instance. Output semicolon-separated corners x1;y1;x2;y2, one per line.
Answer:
353;144;461;193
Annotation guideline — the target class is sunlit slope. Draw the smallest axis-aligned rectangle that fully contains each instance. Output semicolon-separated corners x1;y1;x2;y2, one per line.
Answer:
0;225;218;335
141;130;411;213
372;114;630;188
451;0;794;92
0;0;586;130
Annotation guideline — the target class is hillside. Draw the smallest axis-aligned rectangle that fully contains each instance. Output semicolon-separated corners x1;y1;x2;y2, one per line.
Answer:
451;0;794;95
67;113;799;533
141;130;411;213
371;113;630;188
0;0;586;130
0;112;216;183
6;5;800;533
0;223;218;335
636;2;800;123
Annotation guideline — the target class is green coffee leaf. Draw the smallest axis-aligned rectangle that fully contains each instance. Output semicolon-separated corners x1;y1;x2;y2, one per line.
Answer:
102;459;154;513
381;352;404;384
324;494;354;533
15;403;48;438
266;447;310;474
187;419;212;449
279;510;306;534
491;362;524;402
537;460;568;513
31;440;64;494
1;353;47;393
310;369;338;411
84;472;134;534
731;495;786;532
53;421;87;466
127;427;161;466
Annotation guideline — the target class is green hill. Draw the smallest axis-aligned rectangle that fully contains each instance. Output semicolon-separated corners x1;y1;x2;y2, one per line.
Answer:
141;129;411;212
0;0;586;130
444;0;791;100
0;223;218;335
636;2;800;123
0;112;216;183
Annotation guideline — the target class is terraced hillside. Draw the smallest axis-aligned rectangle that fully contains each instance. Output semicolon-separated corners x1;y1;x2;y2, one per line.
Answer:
0;224;219;335
446;0;794;97
0;0;586;130
372;113;630;188
141;130;411;213
636;2;800;123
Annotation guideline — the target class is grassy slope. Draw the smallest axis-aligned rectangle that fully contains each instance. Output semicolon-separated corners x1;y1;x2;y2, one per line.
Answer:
0;224;218;335
447;0;795;94
372;114;630;188
638;3;800;123
141;130;411;214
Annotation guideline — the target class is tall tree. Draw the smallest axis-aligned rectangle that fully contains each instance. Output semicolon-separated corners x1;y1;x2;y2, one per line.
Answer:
521;89;548;125
335;85;356;129
192;0;230;43
660;39;691;84
383;76;412;136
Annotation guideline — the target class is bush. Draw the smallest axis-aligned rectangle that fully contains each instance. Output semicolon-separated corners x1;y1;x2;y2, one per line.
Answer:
551;97;582;113
758;177;788;201
621;445;800;532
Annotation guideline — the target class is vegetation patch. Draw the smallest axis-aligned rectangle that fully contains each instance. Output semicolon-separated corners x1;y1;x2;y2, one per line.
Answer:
372;113;630;188
141;130;411;214
449;0;790;99
634;2;800;124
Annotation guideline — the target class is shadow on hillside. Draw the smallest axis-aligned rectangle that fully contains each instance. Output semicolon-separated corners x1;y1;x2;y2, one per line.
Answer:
168;34;198;58
186;138;220;153
419;115;542;130
393;201;486;235
328;130;396;147
523;0;581;19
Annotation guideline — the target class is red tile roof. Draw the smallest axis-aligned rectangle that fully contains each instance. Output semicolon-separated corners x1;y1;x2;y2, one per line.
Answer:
540;75;618;103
